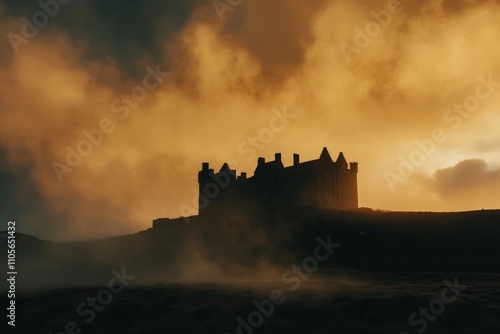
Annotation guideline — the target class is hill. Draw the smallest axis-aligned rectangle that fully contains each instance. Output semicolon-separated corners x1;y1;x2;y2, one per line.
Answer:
2;209;500;289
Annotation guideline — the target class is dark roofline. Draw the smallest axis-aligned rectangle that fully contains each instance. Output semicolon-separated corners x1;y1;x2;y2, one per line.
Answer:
283;158;320;170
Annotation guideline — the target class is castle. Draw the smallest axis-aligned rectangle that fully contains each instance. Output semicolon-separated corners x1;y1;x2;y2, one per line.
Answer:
152;147;358;229
197;147;358;216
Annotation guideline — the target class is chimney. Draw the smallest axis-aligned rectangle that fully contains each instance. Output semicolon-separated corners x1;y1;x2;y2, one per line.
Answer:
275;153;282;163
240;172;247;180
202;162;209;171
258;157;265;166
293;153;300;166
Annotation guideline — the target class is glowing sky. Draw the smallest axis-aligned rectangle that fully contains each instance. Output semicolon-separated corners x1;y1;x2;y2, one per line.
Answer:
0;0;499;240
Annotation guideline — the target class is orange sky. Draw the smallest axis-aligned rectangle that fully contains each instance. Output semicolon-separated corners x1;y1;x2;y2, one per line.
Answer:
0;0;499;240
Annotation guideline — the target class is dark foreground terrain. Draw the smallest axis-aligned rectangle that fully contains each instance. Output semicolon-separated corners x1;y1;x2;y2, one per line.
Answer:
2;209;500;333
8;271;500;334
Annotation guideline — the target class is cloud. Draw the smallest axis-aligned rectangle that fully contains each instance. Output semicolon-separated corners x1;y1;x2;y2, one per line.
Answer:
417;159;500;209
431;159;500;192
1;0;500;239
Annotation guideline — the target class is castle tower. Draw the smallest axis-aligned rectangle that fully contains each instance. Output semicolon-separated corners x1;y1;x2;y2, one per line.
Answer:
198;162;214;215
319;147;333;162
334;152;358;209
336;152;348;169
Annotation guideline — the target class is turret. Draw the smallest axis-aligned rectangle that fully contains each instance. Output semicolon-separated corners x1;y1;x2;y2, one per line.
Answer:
198;162;215;216
336;152;348;169
349;162;358;173
198;162;213;183
219;163;237;181
320;147;333;162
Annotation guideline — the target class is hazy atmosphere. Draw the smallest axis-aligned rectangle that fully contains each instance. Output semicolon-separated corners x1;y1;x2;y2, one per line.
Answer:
1;0;500;240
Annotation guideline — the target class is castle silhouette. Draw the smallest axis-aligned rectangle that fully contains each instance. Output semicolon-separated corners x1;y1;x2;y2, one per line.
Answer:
198;147;358;215
153;147;358;229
